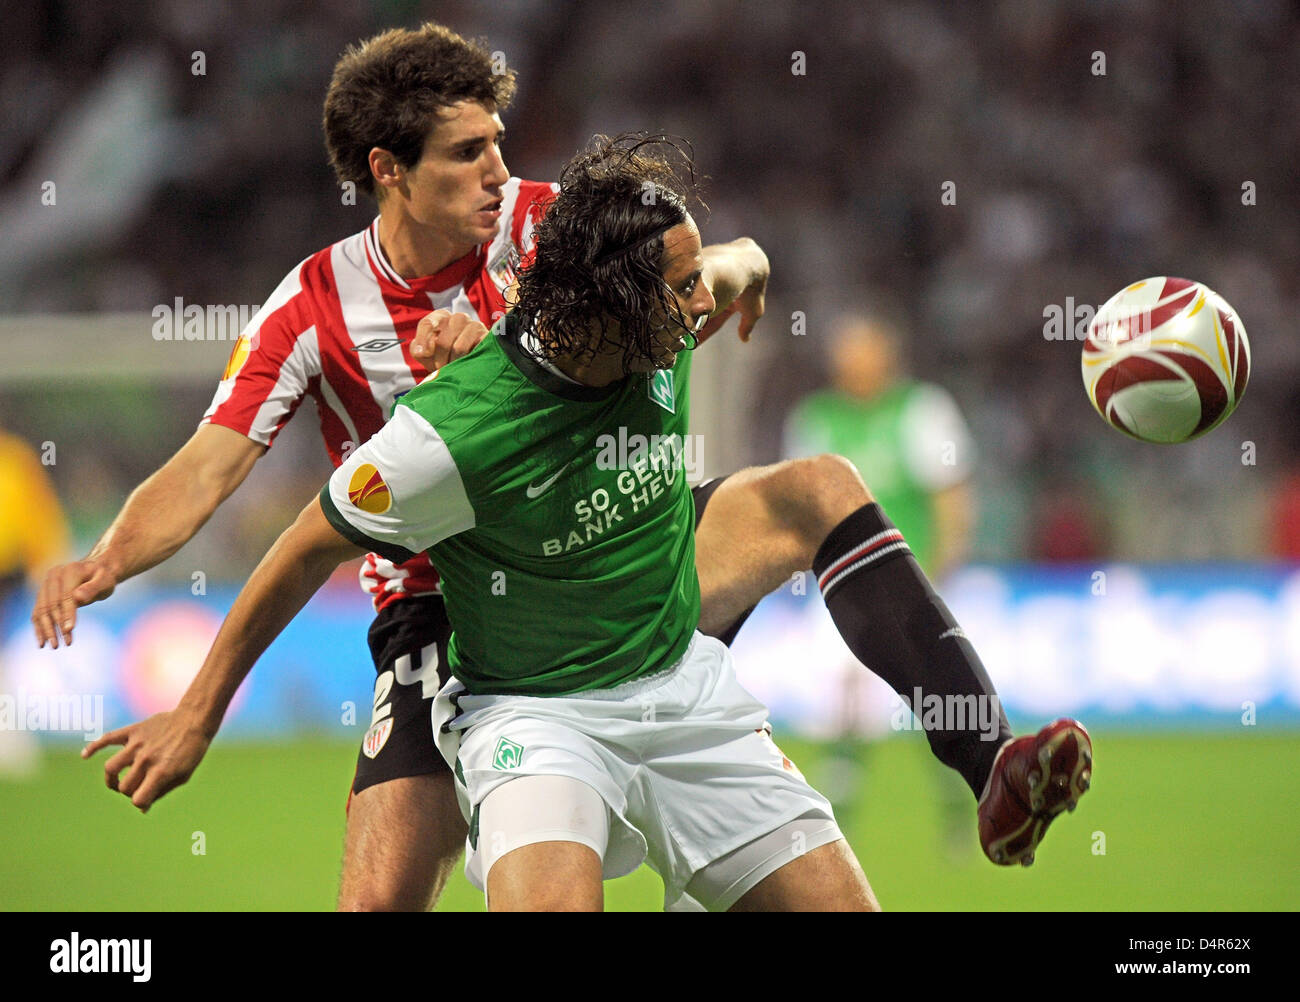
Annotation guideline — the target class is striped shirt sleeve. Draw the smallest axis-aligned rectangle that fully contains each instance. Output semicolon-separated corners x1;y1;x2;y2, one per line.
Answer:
320;403;476;562
201;256;318;447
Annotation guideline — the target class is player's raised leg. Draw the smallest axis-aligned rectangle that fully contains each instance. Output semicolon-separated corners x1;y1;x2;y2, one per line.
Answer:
693;454;867;639
698;456;1011;791
693;453;1091;865
339;774;466;911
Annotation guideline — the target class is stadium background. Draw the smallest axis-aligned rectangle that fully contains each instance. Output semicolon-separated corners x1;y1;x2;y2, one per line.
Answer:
1;0;1298;911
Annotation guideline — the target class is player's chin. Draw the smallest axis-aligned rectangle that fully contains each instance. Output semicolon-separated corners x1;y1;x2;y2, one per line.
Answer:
648;337;687;370
463;220;499;243
625;352;672;374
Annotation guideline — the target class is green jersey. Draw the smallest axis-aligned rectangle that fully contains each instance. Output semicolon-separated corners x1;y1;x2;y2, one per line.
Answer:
322;311;700;696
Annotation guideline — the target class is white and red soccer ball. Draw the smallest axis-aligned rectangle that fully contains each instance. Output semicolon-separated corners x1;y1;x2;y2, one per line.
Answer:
1081;276;1250;443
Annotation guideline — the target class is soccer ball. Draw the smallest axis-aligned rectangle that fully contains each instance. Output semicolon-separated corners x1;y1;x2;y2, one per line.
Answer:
1081;276;1250;443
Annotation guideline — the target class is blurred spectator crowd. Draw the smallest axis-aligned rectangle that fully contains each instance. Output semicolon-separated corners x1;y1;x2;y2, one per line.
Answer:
1;0;1297;575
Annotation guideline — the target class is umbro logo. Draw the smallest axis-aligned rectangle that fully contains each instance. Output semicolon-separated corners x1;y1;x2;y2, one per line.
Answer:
352;339;402;352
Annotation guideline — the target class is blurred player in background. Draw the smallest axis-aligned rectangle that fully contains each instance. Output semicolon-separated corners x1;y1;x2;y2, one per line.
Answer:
39;23;1092;907
786;310;975;577
785;311;976;854
0;429;70;775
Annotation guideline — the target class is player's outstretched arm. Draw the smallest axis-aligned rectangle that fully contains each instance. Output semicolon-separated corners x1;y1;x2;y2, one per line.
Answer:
82;495;365;811
697;238;770;344
32;424;265;649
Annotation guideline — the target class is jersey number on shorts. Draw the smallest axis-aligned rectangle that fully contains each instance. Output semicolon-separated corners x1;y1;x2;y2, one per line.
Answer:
369;641;444;727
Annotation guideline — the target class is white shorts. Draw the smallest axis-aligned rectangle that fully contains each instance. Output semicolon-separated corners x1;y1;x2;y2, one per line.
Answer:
431;632;841;910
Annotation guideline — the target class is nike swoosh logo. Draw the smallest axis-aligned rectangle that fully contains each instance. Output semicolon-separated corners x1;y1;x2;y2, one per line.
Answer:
525;459;576;499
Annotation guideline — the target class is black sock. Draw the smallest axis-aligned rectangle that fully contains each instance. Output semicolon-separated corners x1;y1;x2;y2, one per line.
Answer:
811;503;1012;798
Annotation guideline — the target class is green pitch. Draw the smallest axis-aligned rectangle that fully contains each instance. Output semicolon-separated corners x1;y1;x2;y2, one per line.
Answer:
2;731;1297;911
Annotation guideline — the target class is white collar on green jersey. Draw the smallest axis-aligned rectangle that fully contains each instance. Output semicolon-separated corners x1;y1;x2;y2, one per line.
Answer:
520;324;582;386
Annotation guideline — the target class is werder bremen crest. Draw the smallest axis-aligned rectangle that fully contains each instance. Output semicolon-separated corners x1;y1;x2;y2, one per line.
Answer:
492;737;525;770
647;369;675;413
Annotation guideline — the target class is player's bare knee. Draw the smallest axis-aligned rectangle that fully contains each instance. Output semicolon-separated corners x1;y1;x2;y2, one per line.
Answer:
765;454;872;559
804;452;872;509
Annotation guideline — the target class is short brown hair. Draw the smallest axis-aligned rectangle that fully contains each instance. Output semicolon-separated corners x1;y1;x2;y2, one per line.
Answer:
323;23;516;197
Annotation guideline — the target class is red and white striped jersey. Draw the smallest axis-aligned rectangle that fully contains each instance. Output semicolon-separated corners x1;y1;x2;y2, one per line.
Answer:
203;176;557;610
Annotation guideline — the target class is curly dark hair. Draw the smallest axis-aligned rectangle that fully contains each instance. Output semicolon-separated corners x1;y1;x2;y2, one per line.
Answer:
513;134;705;372
324;23;516;197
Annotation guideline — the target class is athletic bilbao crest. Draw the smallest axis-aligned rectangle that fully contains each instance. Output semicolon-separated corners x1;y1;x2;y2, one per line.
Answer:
362;717;393;759
487;242;521;292
648;369;675;413
348;463;391;514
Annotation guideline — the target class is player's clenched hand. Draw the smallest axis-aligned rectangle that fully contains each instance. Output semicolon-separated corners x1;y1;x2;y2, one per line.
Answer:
726;242;768;342
83;709;212;812
410;309;491;372
697;239;769;345
32;558;119;649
